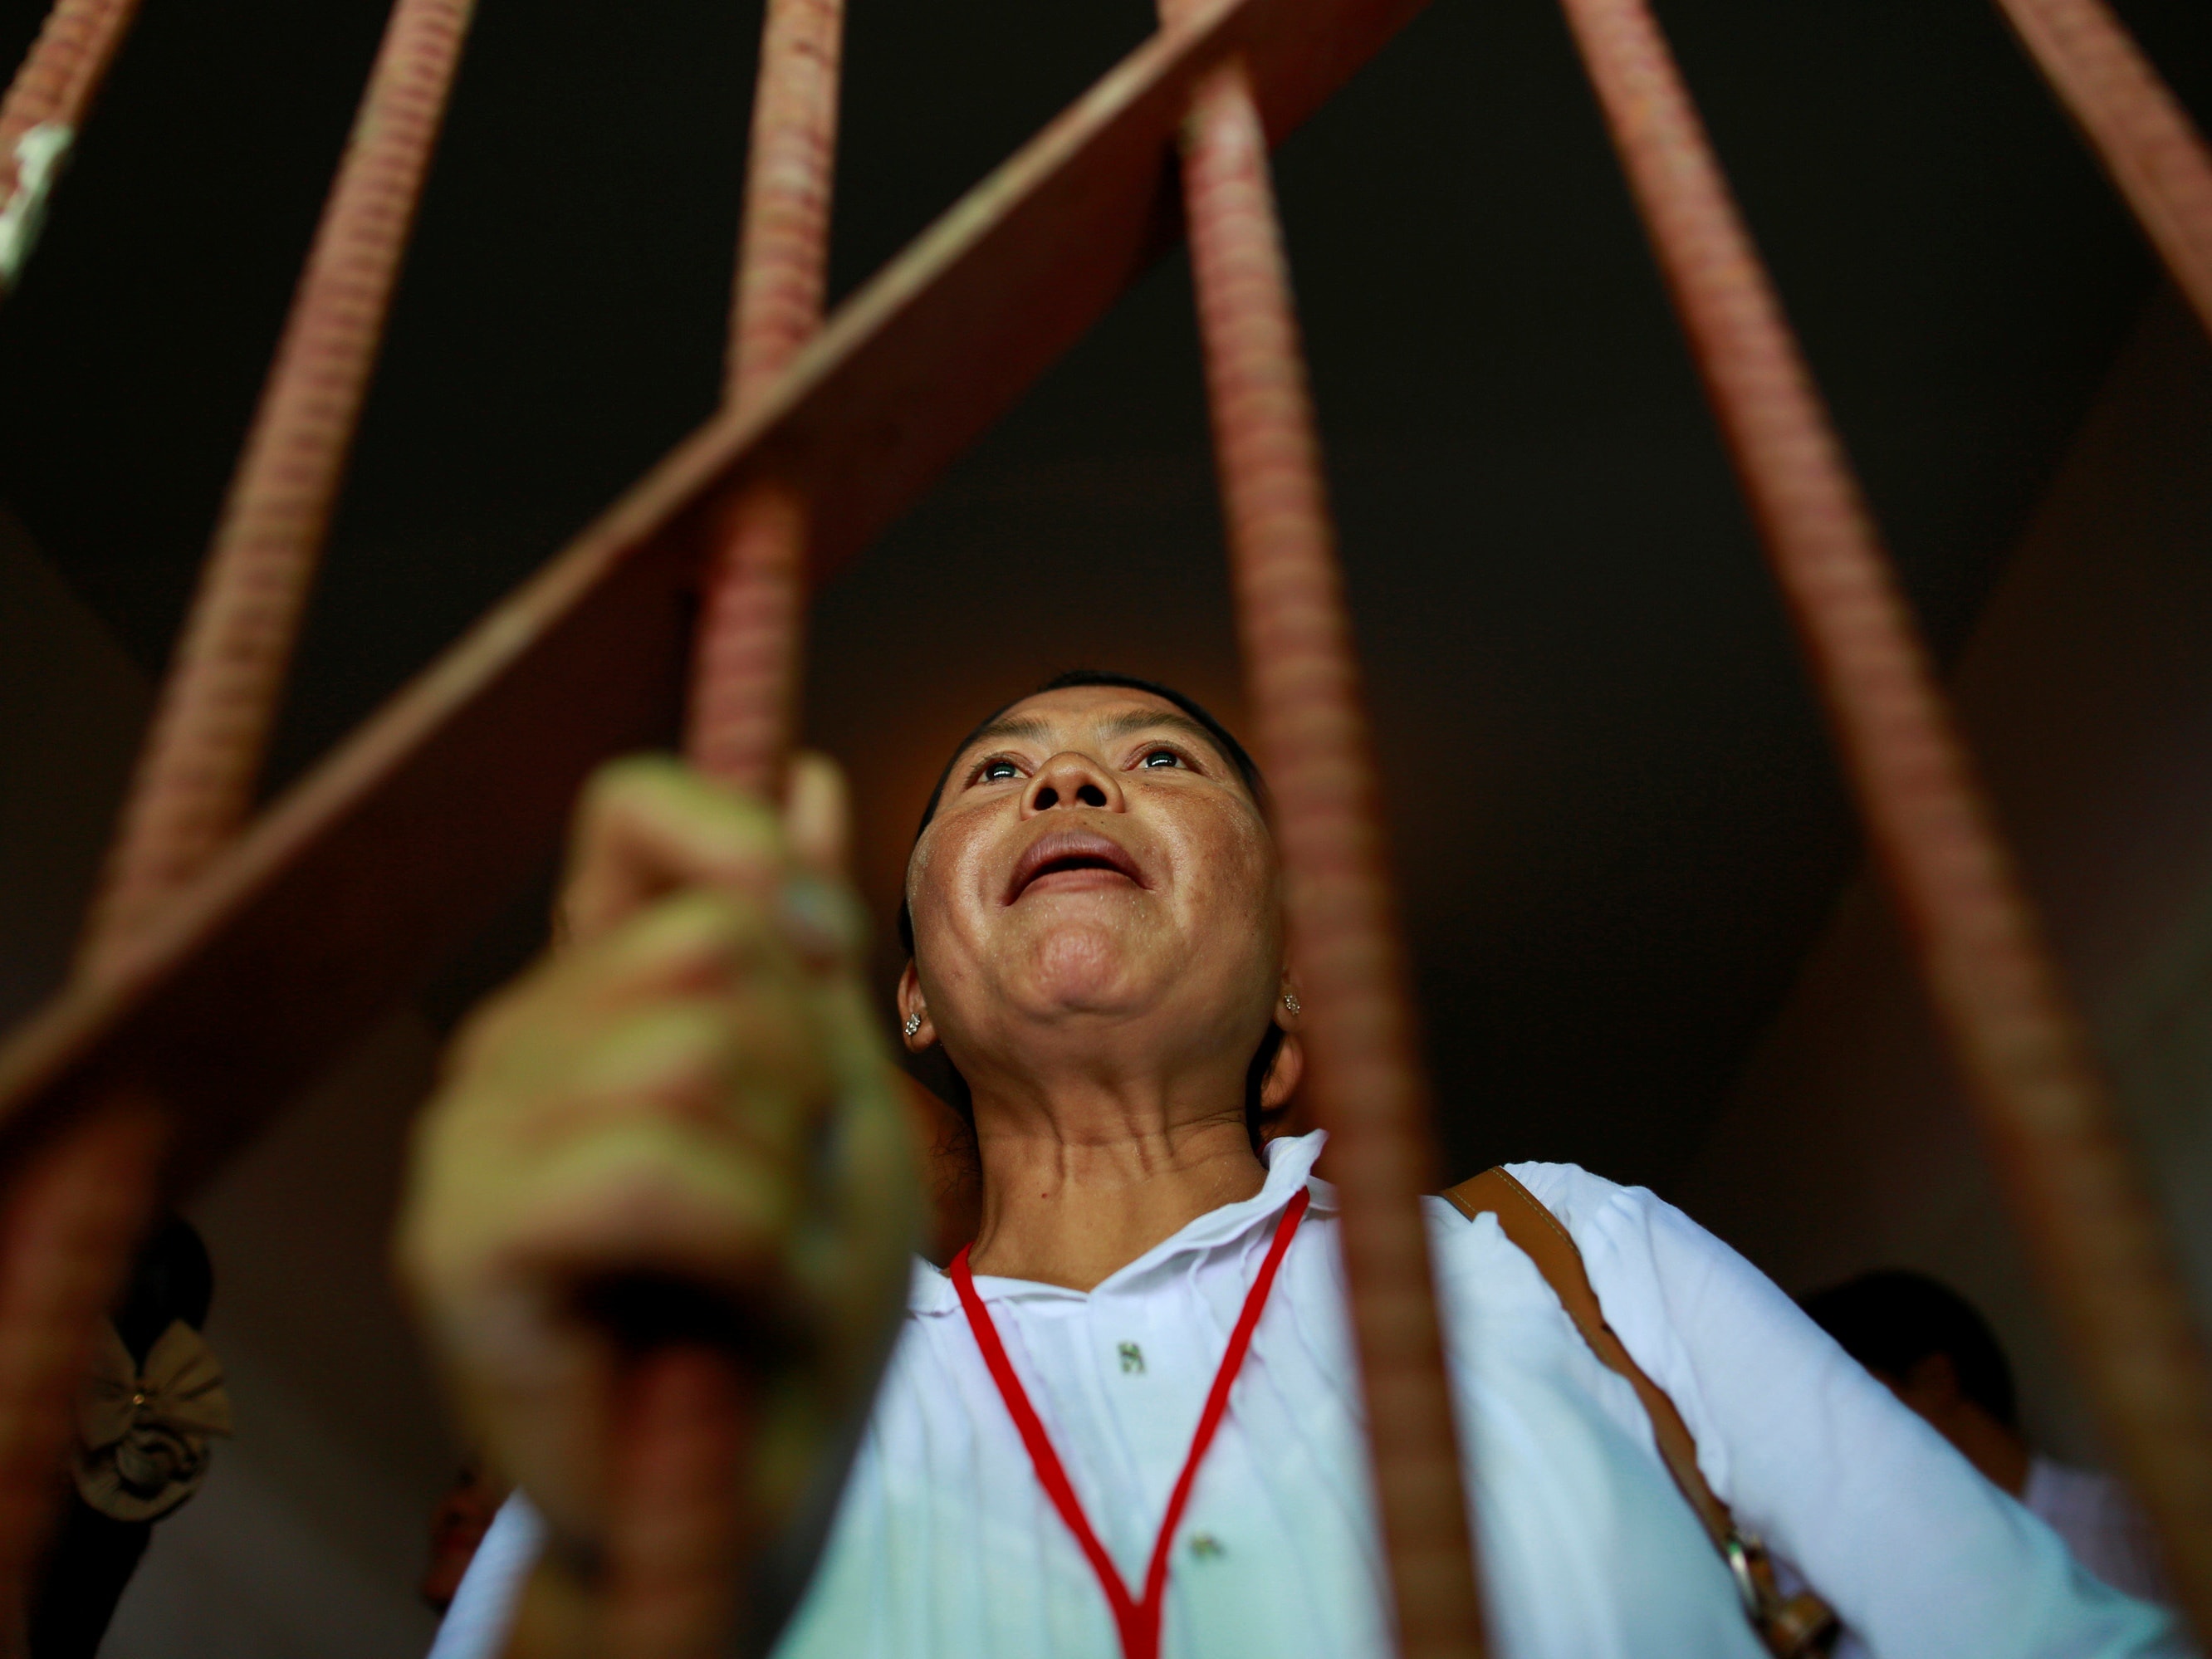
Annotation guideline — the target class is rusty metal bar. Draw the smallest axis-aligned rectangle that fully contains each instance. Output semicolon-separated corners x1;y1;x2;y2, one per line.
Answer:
1988;0;2212;340
0;0;480;1627
0;16;1431;1623
1158;7;1483;1649
0;1096;163;1635
1557;0;2212;1633
721;0;843;423
606;0;847;1652
685;0;842;794
83;0;480;974
0;0;144;296
0;0;1429;1284
601;1353;750;1658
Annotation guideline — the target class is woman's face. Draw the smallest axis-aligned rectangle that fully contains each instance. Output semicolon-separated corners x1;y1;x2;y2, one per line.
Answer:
903;686;1282;1096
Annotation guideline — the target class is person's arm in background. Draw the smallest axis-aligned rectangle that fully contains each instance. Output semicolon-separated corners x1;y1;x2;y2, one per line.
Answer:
398;756;922;1657
1510;1162;2188;1659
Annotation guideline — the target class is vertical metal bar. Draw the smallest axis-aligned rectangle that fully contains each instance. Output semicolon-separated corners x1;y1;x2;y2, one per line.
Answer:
0;1096;163;1639
0;0;477;1630
1157;5;1485;1648
0;0;144;296
1557;0;2212;1634
603;3;845;1656
1987;0;2212;340
686;0;843;795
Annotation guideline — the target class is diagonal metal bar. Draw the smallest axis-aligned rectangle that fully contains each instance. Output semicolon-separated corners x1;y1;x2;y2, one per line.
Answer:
1156;2;1483;1647
1989;0;2212;340
82;0;480;974
0;0;1431;1224
1559;0;2212;1634
0;0;143;296
0;0;480;1624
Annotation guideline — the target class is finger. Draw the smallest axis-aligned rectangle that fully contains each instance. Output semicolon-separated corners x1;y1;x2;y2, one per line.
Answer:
451;891;789;1084
504;1122;806;1291
781;751;851;879
406;1086;819;1358
482;991;835;1167
562;756;786;945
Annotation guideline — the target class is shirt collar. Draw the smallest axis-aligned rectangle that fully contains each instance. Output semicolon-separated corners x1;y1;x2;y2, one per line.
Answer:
908;1129;1334;1315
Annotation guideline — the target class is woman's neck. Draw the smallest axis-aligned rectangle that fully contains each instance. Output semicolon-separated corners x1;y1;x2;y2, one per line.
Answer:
963;1096;1267;1291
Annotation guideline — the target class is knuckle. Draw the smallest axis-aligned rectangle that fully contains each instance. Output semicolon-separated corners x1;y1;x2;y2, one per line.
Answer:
511;1138;800;1283
595;889;767;993
575;753;680;844
443;959;548;1076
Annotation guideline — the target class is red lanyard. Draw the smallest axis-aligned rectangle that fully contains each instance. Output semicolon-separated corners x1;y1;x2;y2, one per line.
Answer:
949;1187;1311;1659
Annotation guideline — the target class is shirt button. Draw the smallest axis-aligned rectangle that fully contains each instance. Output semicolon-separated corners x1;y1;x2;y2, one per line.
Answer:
1118;1341;1145;1375
1189;1534;1225;1560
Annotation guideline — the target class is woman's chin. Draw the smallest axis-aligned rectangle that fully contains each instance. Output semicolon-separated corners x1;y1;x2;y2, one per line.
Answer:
1005;927;1155;1015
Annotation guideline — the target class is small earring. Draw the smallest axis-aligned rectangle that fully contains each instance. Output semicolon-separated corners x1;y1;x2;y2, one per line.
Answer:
1281;991;1301;1017
903;1012;924;1040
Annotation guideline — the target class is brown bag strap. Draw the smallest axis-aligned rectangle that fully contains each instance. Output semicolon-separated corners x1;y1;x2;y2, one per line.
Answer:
1441;1168;1838;1657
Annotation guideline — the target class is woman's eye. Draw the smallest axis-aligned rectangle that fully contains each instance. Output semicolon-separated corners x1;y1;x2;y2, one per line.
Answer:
1140;750;1182;770
981;760;1020;782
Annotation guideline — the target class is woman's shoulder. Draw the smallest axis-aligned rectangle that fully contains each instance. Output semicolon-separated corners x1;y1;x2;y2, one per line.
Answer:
1495;1160;1630;1225
1431;1160;1648;1245
1420;1160;1687;1319
1428;1161;1745;1304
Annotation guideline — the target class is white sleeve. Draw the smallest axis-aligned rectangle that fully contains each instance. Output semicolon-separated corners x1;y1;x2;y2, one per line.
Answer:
1505;1162;2189;1659
427;1491;544;1659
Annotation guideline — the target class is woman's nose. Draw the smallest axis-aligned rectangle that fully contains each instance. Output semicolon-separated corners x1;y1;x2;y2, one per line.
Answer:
1022;751;1125;817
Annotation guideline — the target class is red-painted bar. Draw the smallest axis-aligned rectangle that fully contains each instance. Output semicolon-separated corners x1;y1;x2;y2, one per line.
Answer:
1155;0;1484;1647
686;0;844;795
0;0;143;297
610;0;849;1652
84;0;481;971
0;0;482;1632
1558;0;2212;1635
1989;0;2212;339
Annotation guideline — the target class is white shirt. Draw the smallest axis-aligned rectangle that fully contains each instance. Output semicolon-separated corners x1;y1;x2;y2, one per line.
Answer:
2028;1455;2175;1608
441;1133;2181;1658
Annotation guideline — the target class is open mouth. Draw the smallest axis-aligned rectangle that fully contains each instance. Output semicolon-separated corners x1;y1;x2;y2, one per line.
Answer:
1006;830;1146;901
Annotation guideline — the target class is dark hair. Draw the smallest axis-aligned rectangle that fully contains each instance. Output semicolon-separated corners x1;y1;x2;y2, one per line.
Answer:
1799;1269;2019;1427
896;670;1265;955
897;671;1281;1143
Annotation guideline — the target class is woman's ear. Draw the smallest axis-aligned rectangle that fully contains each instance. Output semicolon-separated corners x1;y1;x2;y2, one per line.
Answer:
1258;972;1305;1119
1259;1030;1304;1113
896;962;935;1052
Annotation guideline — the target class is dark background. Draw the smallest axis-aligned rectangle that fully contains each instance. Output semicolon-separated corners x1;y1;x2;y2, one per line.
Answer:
2;0;2207;1187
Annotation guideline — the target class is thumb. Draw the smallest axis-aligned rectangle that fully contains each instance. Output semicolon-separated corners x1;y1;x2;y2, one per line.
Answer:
781;751;853;879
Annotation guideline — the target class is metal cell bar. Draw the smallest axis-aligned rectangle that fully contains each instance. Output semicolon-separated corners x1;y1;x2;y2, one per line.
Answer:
0;0;480;1626
1156;9;1482;1652
83;0;480;974
0;1097;163;1633
722;0;844;422
0;0;1429;1245
1989;0;2212;339
0;0;143;296
607;1;848;1652
686;0;844;793
0;0;1418;1617
1557;0;2212;1632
